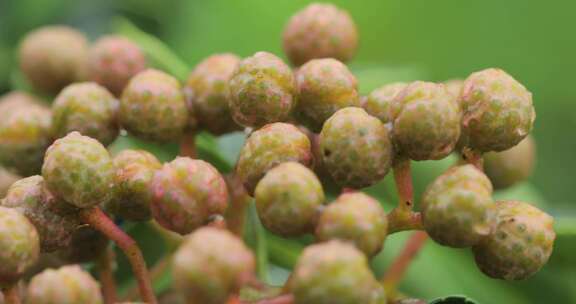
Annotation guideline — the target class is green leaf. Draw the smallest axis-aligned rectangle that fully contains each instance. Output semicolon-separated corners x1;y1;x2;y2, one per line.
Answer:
429;295;479;304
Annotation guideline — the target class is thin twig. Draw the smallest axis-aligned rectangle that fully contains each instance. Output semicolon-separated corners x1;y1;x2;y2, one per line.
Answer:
98;245;117;304
1;284;21;304
224;173;252;236
179;131;197;158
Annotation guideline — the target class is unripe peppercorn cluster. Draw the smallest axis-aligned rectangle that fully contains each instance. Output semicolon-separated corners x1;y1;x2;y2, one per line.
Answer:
0;2;557;304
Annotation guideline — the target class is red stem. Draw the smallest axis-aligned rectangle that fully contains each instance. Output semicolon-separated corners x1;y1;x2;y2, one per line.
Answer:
382;231;428;297
179;131;197;158
98;245;117;304
224;174;251;236
393;158;413;210
79;208;157;304
463;148;483;171
2;284;20;304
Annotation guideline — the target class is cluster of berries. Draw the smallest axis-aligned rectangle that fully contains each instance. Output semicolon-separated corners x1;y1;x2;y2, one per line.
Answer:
0;2;554;304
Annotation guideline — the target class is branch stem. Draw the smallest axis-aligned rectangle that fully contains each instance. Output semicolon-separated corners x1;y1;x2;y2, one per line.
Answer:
2;284;20;304
179;131;196;158
98;245;117;304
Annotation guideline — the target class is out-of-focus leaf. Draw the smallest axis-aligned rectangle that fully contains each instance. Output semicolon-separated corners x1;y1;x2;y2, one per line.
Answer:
244;202;270;283
351;64;428;94
429;295;479;304
493;182;549;209
108;134;178;162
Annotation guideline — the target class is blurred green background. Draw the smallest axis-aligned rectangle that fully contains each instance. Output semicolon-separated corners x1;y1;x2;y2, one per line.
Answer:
1;0;575;303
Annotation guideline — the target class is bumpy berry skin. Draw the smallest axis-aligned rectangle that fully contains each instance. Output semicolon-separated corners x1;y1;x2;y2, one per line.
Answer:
363;82;407;124
184;53;241;134
0;206;39;287
422;164;495;248
319;107;393;188
173;227;255;304
316;192;388;257
42;132;114;208
0;91;44;115
444;79;464;98
295;58;360;131
2;176;80;252
87;35;147;96
289;240;386;304
255;162;324;236
58;226;108;264
460;68;535;152
484;135;535;189
19;26;88;94
151;157;228;235
26;265;103;304
104;150;161;221
236;123;312;195
120;69;189;142
391;81;461;160
0;102;52;176
473;200;555;280
228;52;296;128
52;82;119;145
283;3;358;66
0;167;20;198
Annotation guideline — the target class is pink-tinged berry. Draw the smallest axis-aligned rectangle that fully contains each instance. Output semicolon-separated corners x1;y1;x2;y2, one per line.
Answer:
316;192;388;257
88;35;147;96
460;68;535;152
120;69;189;142
484;135;535;189
363;82;407;124
236;123;312;195
283;3;358;66
444;79;464;98
255;162;324;237
151;157;228;235
173;227;255;304
42;132;115;208
295;58;360;131
184;53;242;134
319;107;393;189
52;82;119;145
0;167;19;198
19;26;88;94
26;265;103;304
473;200;555;280
229;52;296;128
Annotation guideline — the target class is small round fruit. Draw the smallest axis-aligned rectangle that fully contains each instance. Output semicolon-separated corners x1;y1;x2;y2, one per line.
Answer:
104;149;161;221
0;167;20;198
363;82;407;124
151;157;228;235
295;58;360;131
460;68;535;152
120;69;189;142
236;123;312;195
87;35;147;96
228;52;296;128
289;240;385;304
19;26;88;94
422;164;494;248
26;265;103;304
0;102;52;176
444;79;464;98
184;53;241;134
0;91;44;115
42;132;115;208
484;135;535;189
391;81;461;160
319;107;393;188
255;162;324;236
2;176;80;252
173;227;255;304
473;200;555;280
52;82;119;145
283;3;358;66
316;192;387;257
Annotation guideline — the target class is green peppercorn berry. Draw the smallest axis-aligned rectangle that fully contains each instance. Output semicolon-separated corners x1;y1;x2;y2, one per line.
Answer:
52;82;119;146
88;35;147;96
391;81;461;160
363;82;407;124
2;176;80;252
283;3;358;66
289;240;386;304
19;26;88;94
0;91;44;117
42;132;115;208
255;162;324;237
104;149;161;221
444;79;464;98
472;200;555;280
26;265;103;304
184;53;242;134
319;107;393;189
460;68;535;152
236;122;312;195
316;192;388;257
0;102;52;176
173;227;255;304
229;52;296;128
120;69;189;142
422;164;495;248
484;135;535;190
57;226;108;264
151;157;228;235
0;206;39;287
